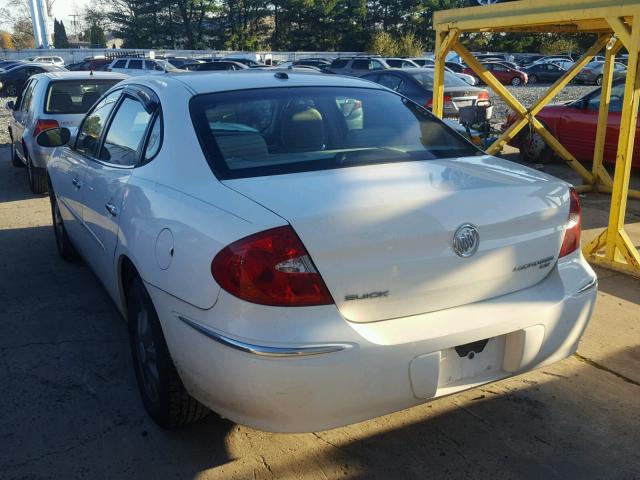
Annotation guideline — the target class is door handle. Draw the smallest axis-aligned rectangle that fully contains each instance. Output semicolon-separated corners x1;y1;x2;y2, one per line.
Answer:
72;177;81;189
105;202;118;217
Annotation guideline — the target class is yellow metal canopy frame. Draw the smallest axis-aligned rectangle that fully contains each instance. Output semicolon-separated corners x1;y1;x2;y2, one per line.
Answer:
432;0;640;277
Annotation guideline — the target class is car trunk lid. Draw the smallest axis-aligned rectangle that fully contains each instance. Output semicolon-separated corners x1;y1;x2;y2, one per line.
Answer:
223;156;569;323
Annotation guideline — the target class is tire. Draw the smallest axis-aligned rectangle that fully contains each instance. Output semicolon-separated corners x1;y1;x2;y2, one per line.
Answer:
49;183;80;262
26;149;48;194
511;77;522;86
595;75;603;86
5;84;17;96
520;128;553;164
528;74;538;85
127;277;210;428
10;141;23;167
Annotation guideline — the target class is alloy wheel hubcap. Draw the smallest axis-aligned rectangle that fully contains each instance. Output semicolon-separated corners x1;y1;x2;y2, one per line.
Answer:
525;132;546;158
136;307;160;403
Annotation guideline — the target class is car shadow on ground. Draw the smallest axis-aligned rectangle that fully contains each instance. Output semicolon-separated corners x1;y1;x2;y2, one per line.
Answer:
0;146;47;203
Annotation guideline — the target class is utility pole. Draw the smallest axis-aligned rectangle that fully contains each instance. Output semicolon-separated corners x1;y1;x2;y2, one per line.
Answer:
69;13;80;44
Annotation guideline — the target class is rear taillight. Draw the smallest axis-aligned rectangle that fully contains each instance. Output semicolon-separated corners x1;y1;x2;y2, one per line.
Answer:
425;95;453;109
211;226;333;306
476;91;490;102
33;119;59;137
582;69;592;75
559;187;581;258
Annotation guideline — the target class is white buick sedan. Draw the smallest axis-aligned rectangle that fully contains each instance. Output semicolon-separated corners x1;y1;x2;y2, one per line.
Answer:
39;71;597;432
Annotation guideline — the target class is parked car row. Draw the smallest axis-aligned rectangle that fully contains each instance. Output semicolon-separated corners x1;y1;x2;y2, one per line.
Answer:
4;67;597;434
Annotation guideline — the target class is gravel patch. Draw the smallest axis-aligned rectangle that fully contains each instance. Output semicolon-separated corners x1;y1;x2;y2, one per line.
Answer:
0;97;15;145
489;84;598;126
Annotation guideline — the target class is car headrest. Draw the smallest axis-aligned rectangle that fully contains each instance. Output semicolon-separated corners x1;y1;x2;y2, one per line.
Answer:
49;92;72;112
82;91;102;111
281;104;325;152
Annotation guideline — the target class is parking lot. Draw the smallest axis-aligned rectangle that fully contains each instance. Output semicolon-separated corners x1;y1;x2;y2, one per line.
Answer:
1;86;640;480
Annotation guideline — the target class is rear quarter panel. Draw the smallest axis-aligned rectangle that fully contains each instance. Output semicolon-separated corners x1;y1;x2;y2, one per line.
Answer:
113;81;287;312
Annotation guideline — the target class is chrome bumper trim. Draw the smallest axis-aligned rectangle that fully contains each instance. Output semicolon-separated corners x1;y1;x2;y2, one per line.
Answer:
178;315;352;357
576;276;598;294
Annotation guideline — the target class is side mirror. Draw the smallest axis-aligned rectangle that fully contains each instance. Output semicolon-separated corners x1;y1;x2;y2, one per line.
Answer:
6;101;14;110
36;127;71;148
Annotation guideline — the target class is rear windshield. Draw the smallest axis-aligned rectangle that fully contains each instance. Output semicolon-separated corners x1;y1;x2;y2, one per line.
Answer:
45;80;121;114
411;70;470;88
190;86;480;179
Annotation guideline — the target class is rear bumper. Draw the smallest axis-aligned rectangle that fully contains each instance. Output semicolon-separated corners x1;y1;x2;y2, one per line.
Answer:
147;251;596;433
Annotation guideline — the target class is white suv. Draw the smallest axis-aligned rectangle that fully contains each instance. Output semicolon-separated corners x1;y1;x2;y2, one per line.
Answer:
30;56;65;66
107;58;180;76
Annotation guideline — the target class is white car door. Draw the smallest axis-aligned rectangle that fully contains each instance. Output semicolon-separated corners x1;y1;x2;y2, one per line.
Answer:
11;78;37;161
80;86;159;293
52;89;123;243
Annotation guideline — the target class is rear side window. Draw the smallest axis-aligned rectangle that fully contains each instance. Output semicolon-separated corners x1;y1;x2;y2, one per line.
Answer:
190;86;480;180
45;80;121;114
331;59;348;68
113;60;126;68
352;59;370;70
99;97;152;166
19;79;37;112
128;60;143;69
75;90;121;157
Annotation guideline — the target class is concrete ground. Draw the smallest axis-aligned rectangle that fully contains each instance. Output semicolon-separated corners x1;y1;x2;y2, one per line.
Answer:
0;144;639;480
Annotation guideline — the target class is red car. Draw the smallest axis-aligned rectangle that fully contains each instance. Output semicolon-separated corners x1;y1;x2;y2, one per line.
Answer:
464;62;528;86
505;80;640;167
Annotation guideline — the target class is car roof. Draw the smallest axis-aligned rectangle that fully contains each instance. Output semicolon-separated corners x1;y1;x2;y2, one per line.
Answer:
121;70;385;95
36;71;128;81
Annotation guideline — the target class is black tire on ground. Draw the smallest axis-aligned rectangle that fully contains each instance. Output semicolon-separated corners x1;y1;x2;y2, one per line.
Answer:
48;183;80;262
528;74;538;85
26;150;48;194
596;75;603;86
511;77;522;86
127;277;210;428
520;128;554;164
10;141;23;167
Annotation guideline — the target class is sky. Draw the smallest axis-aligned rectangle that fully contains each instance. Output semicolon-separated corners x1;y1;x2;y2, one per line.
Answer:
50;0;91;25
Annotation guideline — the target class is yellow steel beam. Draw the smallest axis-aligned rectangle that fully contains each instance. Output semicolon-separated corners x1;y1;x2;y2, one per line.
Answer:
486;35;610;156
585;14;640;273
455;42;596;183
433;0;640;34
606;16;633;50
432;29;459;118
591;38;622;189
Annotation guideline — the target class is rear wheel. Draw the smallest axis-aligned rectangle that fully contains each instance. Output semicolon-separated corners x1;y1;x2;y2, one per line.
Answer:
10;141;23;167
127;277;210;428
49;184;79;262
511;77;522;86
595;75;603;86
26;149;47;194
528;74;538;85
5;83;17;96
520;129;553;164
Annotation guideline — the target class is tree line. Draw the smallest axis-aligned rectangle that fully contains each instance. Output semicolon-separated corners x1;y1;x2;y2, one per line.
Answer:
1;0;599;54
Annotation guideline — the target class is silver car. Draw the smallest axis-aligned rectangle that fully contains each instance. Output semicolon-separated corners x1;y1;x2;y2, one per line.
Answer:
7;71;127;193
575;60;626;86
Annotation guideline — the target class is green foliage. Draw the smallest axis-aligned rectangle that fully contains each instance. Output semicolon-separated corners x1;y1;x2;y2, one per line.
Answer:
541;38;578;55
100;0;598;54
369;31;396;56
396;33;424;57
53;19;70;48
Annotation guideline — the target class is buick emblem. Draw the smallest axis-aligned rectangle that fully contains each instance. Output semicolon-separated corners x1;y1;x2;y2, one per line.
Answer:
453;224;479;258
